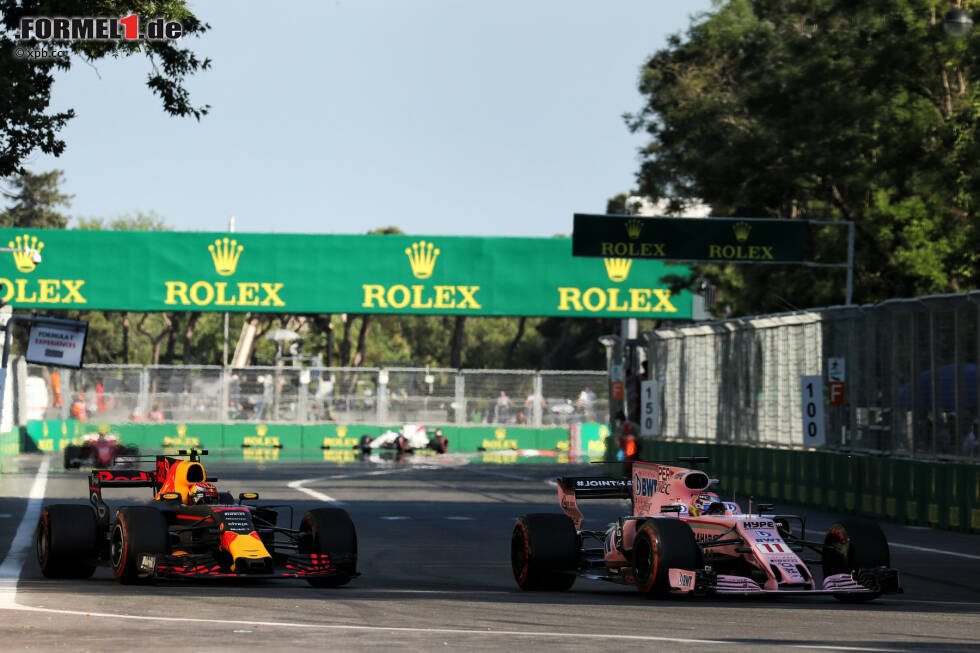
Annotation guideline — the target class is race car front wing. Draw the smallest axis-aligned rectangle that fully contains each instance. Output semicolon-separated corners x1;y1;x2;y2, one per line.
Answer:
138;551;359;580
667;566;903;597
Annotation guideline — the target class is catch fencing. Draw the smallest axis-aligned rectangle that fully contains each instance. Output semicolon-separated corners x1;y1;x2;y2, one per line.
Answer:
18;364;607;429
644;291;980;460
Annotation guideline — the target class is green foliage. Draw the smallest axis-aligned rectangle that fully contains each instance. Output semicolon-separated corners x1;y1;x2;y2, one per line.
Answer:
0;0;210;176
0;170;71;228
75;211;171;231
629;0;980;314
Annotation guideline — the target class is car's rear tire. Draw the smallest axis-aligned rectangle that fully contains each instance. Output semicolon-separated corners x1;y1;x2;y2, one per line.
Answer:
632;518;702;597
110;507;169;584
300;508;357;587
35;504;98;579
822;518;890;602
358;435;372;454
511;513;578;591
429;435;449;453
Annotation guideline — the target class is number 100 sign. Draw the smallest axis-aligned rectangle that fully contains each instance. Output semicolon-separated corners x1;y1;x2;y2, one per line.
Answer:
800;375;826;446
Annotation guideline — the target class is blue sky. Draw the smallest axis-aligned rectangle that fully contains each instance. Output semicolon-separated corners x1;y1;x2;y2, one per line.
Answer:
24;0;714;237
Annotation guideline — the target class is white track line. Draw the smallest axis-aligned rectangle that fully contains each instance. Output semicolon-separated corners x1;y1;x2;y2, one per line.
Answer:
286;479;340;504
889;542;980;561
0;603;902;650
0;604;729;644
287;465;419;503
0;456;50;606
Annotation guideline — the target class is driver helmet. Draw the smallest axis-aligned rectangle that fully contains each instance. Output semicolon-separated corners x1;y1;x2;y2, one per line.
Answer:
188;482;219;505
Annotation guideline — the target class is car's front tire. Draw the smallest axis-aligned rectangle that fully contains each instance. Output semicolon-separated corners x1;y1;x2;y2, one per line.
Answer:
300;508;357;587
110;507;169;584
822;518;890;602
62;446;80;470
632;518;701;597
429;435;449;453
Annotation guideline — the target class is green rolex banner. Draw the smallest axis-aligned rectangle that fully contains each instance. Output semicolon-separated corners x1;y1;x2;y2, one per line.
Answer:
0;229;693;318
572;214;809;263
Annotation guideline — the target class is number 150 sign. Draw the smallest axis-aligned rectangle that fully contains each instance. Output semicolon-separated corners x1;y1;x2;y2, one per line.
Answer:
800;376;826;446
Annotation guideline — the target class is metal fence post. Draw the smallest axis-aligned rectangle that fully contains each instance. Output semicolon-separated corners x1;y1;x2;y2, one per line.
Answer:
532;373;543;428
220;367;229;422
60;369;70;420
139;368;149;418
455;373;465;426
376;369;387;424
298;369;309;423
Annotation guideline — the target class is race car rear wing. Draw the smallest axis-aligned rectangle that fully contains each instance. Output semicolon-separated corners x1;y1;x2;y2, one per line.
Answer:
557;477;632;529
89;469;157;489
88;469;159;530
557;476;632;499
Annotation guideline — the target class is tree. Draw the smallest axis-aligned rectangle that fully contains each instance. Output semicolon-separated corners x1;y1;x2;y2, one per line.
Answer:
0;169;71;228
75;211;170;231
628;0;980;315
0;1;210;176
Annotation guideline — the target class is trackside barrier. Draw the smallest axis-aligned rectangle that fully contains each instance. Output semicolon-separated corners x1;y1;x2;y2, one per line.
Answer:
15;420;603;459
621;438;979;534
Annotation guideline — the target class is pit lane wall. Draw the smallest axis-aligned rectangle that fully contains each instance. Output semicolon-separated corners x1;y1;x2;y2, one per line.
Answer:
618;438;980;534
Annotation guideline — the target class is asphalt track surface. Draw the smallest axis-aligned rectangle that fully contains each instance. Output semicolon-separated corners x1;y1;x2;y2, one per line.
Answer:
0;453;978;652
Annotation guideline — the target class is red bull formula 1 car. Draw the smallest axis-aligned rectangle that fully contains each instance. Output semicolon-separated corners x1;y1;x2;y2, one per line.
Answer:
512;457;902;601
36;449;357;585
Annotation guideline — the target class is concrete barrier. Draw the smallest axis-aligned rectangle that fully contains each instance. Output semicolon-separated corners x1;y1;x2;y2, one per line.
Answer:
632;437;979;534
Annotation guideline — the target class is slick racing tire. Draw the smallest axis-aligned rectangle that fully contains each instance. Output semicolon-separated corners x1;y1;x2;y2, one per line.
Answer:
358;435;373;455
62;446;81;470
822;518;890;602
428;435;449;454
511;513;578;591
632;518;702;598
300;508;357;587
395;435;410;453
36;504;98;579
110;507;169;584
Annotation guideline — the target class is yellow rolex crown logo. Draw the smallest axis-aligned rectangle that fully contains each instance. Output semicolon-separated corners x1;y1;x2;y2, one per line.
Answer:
405;240;440;279
9;234;43;273
336;425;347;437
494;428;507;440
733;221;751;243
177;424;187;437
625;218;643;240
208;237;243;276
256;424;268;437
603;258;632;282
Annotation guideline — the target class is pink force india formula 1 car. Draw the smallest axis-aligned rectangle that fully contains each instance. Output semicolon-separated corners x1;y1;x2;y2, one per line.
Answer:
511;457;903;601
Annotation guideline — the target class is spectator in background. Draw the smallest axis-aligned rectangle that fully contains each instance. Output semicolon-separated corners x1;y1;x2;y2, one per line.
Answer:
96;382;107;412
525;391;547;411
577;386;597;421
147;404;164;424
51;370;62;407
71;393;87;422
495;390;514;423
964;420;978;458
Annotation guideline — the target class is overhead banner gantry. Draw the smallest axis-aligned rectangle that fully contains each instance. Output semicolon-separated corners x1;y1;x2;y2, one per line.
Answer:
0;229;694;319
